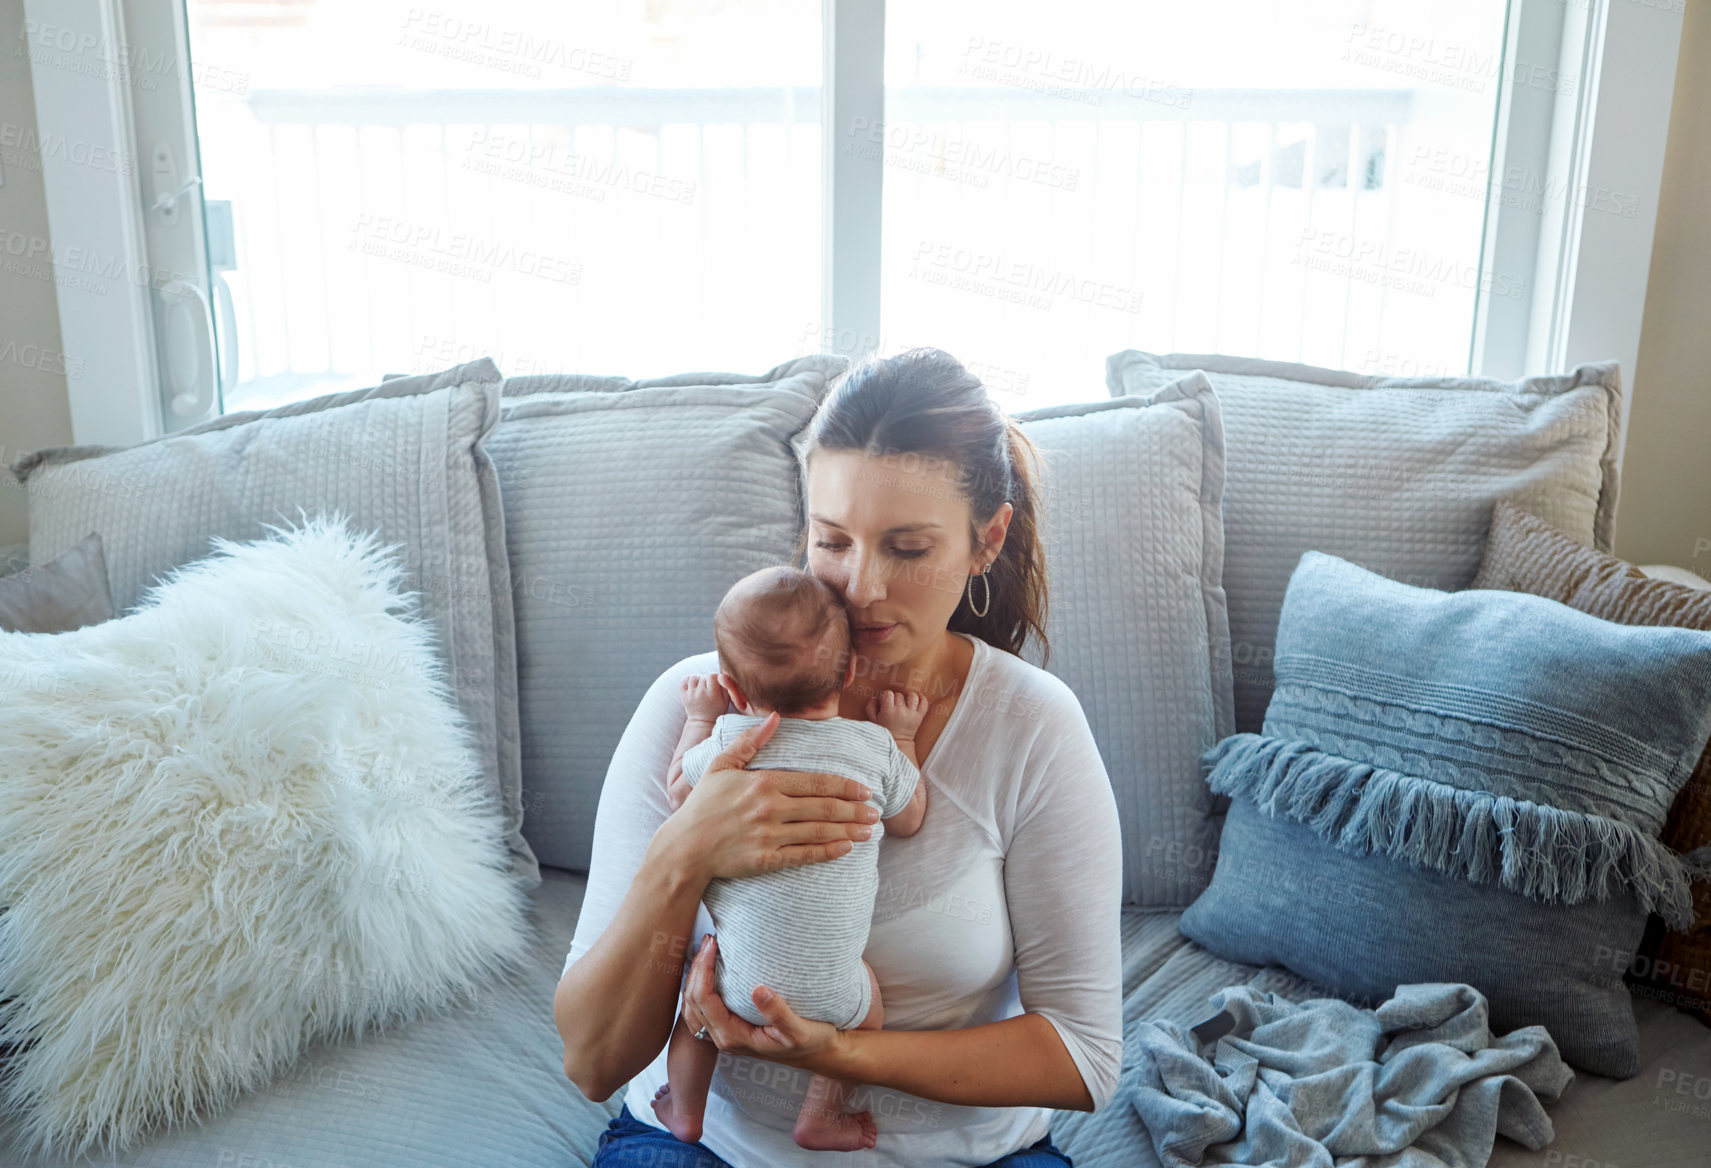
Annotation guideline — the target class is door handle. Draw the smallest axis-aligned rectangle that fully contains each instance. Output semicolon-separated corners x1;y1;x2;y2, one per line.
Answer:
158;278;216;422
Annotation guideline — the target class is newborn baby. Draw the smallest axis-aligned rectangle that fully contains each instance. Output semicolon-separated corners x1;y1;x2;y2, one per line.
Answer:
650;565;928;1152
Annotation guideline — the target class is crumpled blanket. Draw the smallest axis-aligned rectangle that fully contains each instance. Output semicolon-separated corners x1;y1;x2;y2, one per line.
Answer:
1129;982;1575;1168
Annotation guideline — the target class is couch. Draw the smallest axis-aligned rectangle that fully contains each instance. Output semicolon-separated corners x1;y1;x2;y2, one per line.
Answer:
2;351;1707;1168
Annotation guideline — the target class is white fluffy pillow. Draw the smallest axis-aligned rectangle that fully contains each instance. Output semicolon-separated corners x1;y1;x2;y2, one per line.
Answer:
0;514;533;1158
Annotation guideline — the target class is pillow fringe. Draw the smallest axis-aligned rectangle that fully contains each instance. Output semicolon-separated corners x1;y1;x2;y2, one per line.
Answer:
1203;733;1707;931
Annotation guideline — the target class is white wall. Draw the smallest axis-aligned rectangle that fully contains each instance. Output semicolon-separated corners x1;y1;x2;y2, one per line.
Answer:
1612;0;1711;574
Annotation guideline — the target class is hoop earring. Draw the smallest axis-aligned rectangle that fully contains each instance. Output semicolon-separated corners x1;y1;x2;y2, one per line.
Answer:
966;565;992;618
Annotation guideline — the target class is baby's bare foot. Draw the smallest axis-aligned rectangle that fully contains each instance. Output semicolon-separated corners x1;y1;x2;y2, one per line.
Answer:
651;1082;703;1144
793;1102;878;1152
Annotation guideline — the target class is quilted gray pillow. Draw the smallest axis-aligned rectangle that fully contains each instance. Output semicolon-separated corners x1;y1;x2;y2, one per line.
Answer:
489;356;848;872
7;359;537;890
1106;351;1623;734
1014;376;1233;907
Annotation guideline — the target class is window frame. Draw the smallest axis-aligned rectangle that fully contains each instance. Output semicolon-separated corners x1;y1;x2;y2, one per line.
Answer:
29;0;1686;461
21;0;164;446
1473;0;1685;482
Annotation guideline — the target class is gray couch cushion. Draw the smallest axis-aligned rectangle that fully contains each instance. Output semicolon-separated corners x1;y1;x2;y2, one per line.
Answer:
488;356;848;872
0;531;113;633
6;359;536;890
1;869;1698;1166
0;868;617;1168
1105;351;1624;734
1013;376;1234;907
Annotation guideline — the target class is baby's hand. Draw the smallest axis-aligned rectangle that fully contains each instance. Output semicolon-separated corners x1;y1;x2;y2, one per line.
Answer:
680;673;731;721
867;689;928;740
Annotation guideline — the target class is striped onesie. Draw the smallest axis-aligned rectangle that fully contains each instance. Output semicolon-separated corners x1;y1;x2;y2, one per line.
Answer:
679;712;921;1028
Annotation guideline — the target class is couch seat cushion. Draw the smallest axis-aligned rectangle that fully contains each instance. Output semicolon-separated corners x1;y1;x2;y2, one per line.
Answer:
0;869;614;1168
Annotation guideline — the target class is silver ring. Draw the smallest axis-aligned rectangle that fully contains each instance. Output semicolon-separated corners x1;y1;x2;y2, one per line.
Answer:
694;1026;711;1042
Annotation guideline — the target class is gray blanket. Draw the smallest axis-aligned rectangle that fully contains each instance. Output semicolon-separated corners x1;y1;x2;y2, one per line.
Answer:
1129;983;1574;1168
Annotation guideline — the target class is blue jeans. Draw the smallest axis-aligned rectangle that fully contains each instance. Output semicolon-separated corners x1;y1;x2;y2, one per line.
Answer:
591;1103;1075;1166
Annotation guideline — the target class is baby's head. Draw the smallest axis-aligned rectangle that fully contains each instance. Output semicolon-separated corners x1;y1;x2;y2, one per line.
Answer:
713;566;853;718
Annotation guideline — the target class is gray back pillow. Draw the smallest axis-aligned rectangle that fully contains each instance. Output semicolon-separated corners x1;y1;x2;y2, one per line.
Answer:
0;533;114;634
1106;351;1623;734
489;357;847;872
1013;376;1234;907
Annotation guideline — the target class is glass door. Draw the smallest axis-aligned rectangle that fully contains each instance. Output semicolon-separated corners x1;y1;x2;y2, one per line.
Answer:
877;0;1514;408
126;0;824;423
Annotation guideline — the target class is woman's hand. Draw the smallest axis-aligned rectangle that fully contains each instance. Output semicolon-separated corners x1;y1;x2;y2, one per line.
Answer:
679;933;845;1073
658;711;881;884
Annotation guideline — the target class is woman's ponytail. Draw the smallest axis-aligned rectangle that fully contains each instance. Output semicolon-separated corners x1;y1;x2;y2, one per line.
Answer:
946;418;1049;664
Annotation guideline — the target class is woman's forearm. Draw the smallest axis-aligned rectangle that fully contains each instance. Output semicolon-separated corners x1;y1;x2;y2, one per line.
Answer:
817;1011;1095;1112
555;818;707;1099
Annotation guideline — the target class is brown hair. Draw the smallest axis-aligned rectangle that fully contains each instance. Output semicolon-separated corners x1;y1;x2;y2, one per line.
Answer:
713;566;853;716
792;347;1050;663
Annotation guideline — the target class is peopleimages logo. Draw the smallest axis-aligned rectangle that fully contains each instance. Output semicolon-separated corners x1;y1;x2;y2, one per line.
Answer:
958;37;1194;110
348;213;581;285
1401;145;1641;219
0;225;198;297
399;9;633;81
0;337;84;380
908;239;1144;314
16;19;250;93
1294;229;1527;302
462;129;697;206
845;118;1080;192
0;122;134;175
1341;23;1576;96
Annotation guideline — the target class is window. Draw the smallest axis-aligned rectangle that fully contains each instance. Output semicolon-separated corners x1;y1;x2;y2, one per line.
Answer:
877;1;1510;400
29;0;1687;438
176;0;821;413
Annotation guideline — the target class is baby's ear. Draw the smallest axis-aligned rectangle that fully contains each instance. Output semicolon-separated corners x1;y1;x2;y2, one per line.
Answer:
716;671;743;710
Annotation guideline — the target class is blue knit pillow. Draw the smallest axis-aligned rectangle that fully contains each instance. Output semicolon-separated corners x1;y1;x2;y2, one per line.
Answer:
1181;551;1711;1078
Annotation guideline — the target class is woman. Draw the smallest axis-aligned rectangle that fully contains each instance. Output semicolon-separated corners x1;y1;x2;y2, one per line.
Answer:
555;348;1123;1167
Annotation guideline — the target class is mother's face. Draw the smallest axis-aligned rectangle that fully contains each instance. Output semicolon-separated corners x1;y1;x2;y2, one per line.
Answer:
804;449;1004;672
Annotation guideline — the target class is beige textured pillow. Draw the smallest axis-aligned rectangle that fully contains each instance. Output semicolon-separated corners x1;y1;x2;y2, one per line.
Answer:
0;533;113;634
1471;499;1711;1024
